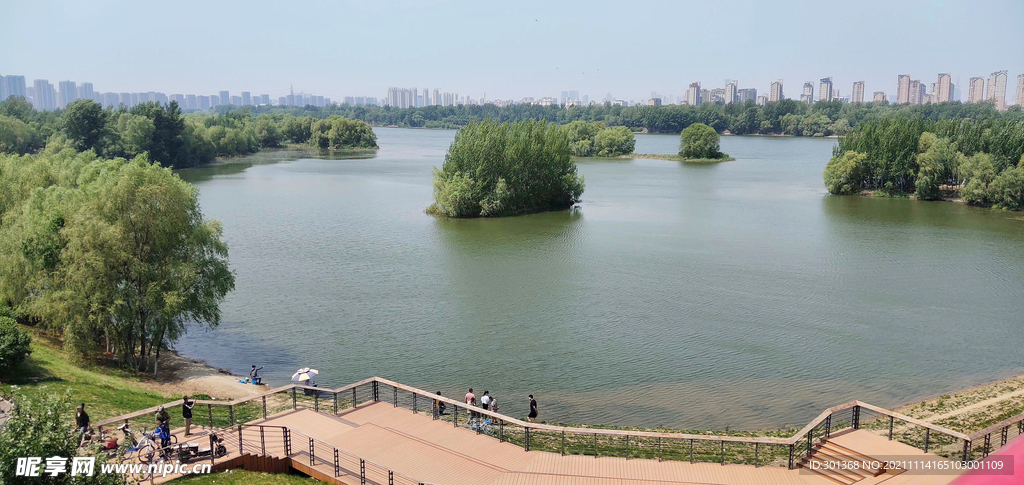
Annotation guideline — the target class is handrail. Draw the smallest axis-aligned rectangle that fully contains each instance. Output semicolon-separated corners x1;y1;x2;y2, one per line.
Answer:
94;375;971;452
969;411;1024;441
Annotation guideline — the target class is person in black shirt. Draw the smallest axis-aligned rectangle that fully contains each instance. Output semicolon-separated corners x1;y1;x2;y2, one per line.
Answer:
250;365;264;385
528;395;538;423
75;404;90;444
182;395;194;436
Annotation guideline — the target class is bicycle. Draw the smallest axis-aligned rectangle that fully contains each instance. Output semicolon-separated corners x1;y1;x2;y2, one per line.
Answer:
122;424;177;463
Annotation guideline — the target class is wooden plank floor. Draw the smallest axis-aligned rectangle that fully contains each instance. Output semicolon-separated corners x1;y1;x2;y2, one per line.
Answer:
256;402;840;485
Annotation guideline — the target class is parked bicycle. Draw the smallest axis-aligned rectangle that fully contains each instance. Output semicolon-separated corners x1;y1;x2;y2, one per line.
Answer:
120;422;176;463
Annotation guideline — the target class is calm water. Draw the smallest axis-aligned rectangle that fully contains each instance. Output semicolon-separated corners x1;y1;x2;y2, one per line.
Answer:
176;128;1024;431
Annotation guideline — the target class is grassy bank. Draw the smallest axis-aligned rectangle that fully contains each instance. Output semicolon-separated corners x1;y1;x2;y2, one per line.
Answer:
629;153;735;162
177;470;317;485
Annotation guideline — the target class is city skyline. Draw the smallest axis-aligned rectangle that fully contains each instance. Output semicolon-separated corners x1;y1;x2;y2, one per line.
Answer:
1;0;1022;103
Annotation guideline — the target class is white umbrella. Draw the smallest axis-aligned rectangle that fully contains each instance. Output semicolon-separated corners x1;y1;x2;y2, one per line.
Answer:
291;367;319;382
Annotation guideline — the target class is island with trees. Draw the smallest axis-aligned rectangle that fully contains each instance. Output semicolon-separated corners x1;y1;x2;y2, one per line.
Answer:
427;119;585;217
563;121;636;157
824;117;1024;211
632;122;734;162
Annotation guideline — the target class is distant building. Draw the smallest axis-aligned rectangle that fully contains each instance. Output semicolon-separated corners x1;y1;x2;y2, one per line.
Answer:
851;81;865;103
647;98;662;106
686;82;701;106
170;94;185;106
101;92;118;108
118;92;131;108
1;75;27;101
185;94;197;109
818;77;833;102
219;90;230;106
896;75;911;104
33;79;56;110
1017;74;1024;107
76;82;94;103
800;82;813;105
724;81;737;104
737;88;756;103
936;73;953;103
987;70;1007;110
967;77;986;103
58;80;77;109
711;88;726;103
756;94;768;106
277;96;286;106
873;91;887;103
259;94;270;105
231;95;241;106
241;91;251;106
769;80;783;102
198;95;210;110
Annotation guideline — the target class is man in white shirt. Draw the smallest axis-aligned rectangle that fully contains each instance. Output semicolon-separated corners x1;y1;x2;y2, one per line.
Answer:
480;391;491;410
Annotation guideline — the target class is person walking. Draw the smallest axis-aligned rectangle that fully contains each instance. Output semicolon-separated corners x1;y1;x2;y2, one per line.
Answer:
480;391;491;411
182;395;194;436
527;395;538;423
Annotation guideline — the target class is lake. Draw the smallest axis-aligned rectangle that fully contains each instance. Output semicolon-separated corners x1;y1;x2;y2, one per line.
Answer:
176;128;1024;431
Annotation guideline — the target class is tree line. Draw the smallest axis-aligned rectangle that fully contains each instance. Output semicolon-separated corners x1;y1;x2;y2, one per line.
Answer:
824;116;1024;210
0;97;377;168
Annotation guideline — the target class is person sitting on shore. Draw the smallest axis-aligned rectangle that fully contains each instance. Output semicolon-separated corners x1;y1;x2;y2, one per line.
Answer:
250;365;264;385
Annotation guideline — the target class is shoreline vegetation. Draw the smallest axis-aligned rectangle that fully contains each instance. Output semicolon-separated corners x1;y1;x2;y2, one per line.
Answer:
628;153;736;163
6;329;1024;441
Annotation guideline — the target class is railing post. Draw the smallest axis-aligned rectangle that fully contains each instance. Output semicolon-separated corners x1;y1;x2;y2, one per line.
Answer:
499;420;504;442
1001;426;1009;446
315;392;319;412
207;403;213;428
755;442;759;467
262;396;267;419
888;416;894;440
720;440;724;465
292;388;296;409
807;428;813;455
690;439;694;463
658;437;662;462
389;470;394;485
352;387;357;408
962;439;970;463
238;425;243;455
229;405;234;426
561;431;566;456
284;428;291;456
453;405;458;427
625;434;629;460
333;392;338;415
413;393;417;414
853;405;861;429
309;437;314;466
983;433;991;458
788;444;794;469
360;458;366;485
525;427;530;451
372;381;379;402
393;386;398;407
594;433;598;458
334;448;339;477
210;434;216;465
260;426;266;456
825;414;831;438
924;429;930;452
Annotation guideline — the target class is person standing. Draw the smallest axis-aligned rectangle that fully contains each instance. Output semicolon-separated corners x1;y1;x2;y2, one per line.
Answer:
182;395;194;436
480;391;491;410
490;397;499;414
528;395;538;423
75;404;90;444
155;405;171;448
465;388;477;419
434;391;446;417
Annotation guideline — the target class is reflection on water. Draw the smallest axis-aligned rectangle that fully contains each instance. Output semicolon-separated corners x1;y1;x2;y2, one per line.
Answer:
174;128;1024;431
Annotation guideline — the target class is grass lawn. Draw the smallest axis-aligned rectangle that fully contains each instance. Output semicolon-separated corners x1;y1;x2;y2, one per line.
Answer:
0;333;171;420
176;470;317;485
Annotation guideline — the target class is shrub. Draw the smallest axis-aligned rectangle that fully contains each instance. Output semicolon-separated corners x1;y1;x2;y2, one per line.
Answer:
679;123;722;159
0;316;31;374
824;151;868;195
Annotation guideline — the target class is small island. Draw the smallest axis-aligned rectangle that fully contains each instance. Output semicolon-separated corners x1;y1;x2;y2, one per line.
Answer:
308;116;378;149
427;119;585;217
564;121;636;157
631;123;733;162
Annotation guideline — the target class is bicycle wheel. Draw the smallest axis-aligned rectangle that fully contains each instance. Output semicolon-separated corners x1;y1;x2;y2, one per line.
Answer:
137;443;157;464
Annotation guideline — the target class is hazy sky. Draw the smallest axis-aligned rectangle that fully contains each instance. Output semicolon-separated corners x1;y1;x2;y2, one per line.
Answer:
2;0;1022;103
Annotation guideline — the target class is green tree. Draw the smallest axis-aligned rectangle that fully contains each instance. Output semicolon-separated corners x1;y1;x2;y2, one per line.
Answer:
679;123;722;159
593;126;635;157
824;151;868;195
60;100;110;153
0;316;31;374
959;152;997;205
0;115;41;154
254;115;282;148
429;119;584;217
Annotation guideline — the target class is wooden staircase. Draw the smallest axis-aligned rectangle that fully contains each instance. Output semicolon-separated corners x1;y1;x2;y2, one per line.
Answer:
798;439;898;485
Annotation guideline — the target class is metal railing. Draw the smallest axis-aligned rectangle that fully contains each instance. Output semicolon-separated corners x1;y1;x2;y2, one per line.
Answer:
95;376;975;470
967;412;1024;460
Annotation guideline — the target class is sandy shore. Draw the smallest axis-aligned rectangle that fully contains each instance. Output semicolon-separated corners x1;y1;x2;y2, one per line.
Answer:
139;351;265;401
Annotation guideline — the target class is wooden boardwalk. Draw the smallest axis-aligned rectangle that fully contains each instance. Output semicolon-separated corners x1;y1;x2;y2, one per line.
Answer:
200;402;956;485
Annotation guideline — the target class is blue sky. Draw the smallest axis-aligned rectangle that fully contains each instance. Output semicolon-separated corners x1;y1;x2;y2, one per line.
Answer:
2;0;1022;103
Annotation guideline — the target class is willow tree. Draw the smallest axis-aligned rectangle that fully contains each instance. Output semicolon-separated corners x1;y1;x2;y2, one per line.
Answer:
0;149;234;374
429;119;584;217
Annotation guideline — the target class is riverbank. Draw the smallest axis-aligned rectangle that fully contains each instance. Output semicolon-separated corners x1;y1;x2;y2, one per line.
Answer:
0;327;261;421
627;153;735;162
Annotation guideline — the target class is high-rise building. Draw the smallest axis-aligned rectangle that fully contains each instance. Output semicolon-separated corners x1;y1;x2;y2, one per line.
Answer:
231;95;241;106
686;82;701;106
968;77;986;103
259;94;270;105
873;91;887;103
568;90;579;101
756;94;768;106
936;73;953;103
76;82;94;103
769;80;783;102
800;82;813;105
851;81;865;103
1;75;27;101
198;95;210;110
170;94;186;106
277;96;286;106
1017;74;1024;108
737;88;756;103
909;80;927;105
987;70;1008;110
241;92;251;106
897;75;911;104
724;81;737;104
185;94;197;109
818;77;833;102
58;80;77;109
219;91;230;106
33;80;57;110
